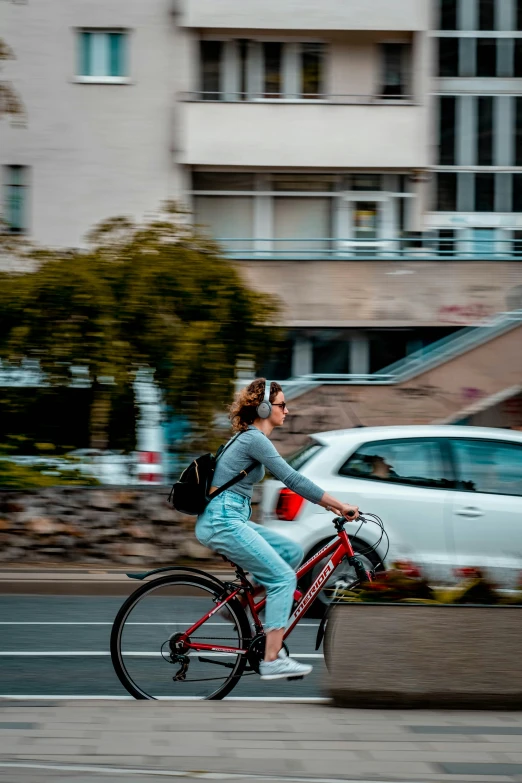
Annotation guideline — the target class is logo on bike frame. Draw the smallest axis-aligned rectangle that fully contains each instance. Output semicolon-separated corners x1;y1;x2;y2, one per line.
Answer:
290;560;334;622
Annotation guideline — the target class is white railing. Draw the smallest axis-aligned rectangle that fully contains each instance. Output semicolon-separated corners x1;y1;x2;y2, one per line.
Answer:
204;237;522;261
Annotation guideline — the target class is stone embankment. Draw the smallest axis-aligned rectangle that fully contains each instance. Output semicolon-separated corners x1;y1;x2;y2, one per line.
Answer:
0;487;230;565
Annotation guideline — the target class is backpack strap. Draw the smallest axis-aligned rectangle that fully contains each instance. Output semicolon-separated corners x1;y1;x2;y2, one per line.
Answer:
206;461;258;501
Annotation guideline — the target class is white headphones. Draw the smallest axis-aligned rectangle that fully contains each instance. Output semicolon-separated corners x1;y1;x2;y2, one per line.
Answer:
256;379;272;419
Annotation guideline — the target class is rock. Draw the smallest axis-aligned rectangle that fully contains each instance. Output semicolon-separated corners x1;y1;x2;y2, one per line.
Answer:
179;538;214;560
117;543;160;559
0;547;26;562
88;492;118;510
25;517;63;535
123;524;153;540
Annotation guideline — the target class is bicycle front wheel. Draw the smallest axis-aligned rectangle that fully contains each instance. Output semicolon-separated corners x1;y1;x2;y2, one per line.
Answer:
110;573;252;700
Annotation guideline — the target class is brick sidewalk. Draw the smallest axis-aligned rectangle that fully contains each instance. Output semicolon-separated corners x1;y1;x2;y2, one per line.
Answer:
2;700;522;782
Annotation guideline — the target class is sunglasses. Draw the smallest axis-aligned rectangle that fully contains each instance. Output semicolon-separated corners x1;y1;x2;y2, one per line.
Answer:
272;402;288;410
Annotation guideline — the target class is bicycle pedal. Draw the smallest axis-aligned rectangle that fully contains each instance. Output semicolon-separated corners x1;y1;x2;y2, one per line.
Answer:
287;675;304;681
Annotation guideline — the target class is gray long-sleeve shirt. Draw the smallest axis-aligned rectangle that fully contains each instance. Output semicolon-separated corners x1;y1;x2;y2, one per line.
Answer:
212;425;324;504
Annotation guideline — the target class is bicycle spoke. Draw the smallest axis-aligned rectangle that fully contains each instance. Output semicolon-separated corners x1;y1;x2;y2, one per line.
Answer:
111;575;251;700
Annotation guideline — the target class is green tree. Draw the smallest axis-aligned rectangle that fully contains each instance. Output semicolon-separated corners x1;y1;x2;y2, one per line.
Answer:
0;38;25;124
0;204;282;449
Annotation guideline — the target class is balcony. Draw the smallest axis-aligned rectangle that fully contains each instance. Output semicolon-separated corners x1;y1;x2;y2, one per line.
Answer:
180;97;427;168
179;0;430;32
207;236;522;262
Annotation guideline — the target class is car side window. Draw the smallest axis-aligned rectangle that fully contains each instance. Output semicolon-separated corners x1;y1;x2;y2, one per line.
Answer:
450;439;522;496
339;438;451;489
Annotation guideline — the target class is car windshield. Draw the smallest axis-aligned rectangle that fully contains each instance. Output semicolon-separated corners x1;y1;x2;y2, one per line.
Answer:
264;439;323;479
286;440;324;471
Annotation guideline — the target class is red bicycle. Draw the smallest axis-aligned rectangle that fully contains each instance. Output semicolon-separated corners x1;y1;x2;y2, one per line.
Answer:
111;512;386;700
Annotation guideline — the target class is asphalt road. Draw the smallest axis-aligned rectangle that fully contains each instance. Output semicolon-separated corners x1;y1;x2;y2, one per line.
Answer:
0;596;327;700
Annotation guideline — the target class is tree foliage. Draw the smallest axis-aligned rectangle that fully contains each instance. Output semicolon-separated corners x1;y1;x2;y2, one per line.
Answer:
0;203;282;447
0;37;25;124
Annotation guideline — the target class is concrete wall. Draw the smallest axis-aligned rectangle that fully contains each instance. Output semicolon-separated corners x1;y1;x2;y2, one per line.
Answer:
236;260;522;327
1;0;186;248
181;101;428;168
326;604;522;709
180;0;431;32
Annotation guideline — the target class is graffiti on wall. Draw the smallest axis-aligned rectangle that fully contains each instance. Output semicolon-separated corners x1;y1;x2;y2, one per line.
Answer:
438;304;493;325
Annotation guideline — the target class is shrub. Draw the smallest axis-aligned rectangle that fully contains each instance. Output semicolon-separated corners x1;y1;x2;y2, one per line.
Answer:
336;561;522;606
0;458;99;489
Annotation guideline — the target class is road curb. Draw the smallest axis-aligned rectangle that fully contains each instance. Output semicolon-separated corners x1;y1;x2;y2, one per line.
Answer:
0;568;235;596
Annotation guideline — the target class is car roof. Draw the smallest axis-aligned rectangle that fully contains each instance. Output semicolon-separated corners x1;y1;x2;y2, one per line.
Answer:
311;425;522;447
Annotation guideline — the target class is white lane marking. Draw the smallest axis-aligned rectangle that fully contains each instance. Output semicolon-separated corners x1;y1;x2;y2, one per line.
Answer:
0;695;329;702
0;651;323;658
0;760;384;782
0;622;321;627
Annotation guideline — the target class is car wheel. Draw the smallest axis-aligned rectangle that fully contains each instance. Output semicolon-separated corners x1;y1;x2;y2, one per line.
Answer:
299;538;383;619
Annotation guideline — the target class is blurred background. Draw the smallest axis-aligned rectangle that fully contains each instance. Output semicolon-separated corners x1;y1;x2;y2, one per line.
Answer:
1;0;522;492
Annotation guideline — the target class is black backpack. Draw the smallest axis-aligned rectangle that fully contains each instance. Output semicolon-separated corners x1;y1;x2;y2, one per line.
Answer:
167;432;256;516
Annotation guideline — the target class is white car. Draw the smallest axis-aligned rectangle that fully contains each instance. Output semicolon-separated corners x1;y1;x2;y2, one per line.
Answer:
260;425;522;614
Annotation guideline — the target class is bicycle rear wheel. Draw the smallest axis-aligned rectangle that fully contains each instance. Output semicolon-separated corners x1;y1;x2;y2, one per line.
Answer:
110;573;252;700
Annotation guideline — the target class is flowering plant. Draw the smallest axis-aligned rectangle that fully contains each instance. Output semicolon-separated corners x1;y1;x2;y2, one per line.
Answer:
336;561;522;605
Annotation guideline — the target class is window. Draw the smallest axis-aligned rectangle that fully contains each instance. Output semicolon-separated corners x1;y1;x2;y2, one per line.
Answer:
3;165;28;234
192;172;255;191
438;229;456;256
273;197;331;251
354;202;379;240
513;230;522;256
272;174;335;191
477;96;493;166
472;227;495;256
512;174;522;212
194;196;254;252
301;43;324;98
514;40;522;77
350;174;382;191
438;38;459;76
439;96;456;165
451;439;522;496
516;99;522;166
78;31;128;79
478;0;496;30
286;440;324;471
263;42;283;98
439;0;457;31
475;173;495;212
198;39;324;100
312;330;350;374
200;40;222;99
436;173;457;211
380;43;410;98
339;439;451;489
476;38;497;76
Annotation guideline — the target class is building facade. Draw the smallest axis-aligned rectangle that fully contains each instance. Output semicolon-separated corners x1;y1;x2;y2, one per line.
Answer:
2;0;522;383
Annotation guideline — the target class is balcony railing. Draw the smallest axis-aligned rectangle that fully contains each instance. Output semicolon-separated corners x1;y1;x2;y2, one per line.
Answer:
180;91;414;104
210;237;522;261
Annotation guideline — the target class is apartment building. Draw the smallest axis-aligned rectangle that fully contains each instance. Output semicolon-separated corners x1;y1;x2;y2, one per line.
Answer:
431;0;522;256
2;0;521;387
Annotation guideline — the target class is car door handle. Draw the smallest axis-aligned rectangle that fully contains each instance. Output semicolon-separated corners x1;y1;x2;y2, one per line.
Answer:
455;507;484;518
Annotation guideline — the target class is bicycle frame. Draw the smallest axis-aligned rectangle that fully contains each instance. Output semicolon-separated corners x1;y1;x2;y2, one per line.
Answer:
179;518;370;656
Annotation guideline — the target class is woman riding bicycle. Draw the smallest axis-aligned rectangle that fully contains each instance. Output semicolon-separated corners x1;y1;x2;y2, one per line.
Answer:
195;378;359;681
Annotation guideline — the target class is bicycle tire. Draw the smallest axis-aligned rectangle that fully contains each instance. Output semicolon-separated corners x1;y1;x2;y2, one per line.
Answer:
110;573;253;701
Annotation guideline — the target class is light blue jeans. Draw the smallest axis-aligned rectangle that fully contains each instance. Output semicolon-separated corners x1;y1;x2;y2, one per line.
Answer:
195;490;303;631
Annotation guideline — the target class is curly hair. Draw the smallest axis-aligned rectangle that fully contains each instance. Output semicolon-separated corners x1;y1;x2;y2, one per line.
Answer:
229;378;283;432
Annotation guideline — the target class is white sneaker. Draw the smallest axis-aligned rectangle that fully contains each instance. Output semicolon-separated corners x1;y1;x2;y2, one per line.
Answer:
259;654;313;681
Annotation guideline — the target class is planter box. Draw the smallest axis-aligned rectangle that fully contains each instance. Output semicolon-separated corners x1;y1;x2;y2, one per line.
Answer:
324;603;522;709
